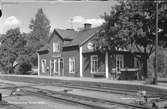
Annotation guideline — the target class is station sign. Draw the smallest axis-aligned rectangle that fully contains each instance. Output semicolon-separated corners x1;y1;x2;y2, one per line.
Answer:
87;42;94;50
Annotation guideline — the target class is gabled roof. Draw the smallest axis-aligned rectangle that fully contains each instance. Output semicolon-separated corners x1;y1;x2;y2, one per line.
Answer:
48;29;78;42
56;29;78;40
64;27;101;47
38;27;101;52
37;44;50;54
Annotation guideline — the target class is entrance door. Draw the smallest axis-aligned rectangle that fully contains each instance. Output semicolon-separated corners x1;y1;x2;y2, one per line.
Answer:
54;58;64;76
50;60;54;76
116;55;124;73
60;58;64;76
115;55;124;79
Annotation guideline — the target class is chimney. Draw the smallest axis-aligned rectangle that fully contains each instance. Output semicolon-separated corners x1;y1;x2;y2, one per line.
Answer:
84;23;91;30
66;28;74;31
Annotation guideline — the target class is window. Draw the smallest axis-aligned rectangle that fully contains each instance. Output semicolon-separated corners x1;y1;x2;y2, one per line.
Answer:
69;57;75;73
60;58;64;74
50;60;54;75
41;59;46;73
116;55;124;73
134;57;138;68
53;42;60;52
91;55;98;73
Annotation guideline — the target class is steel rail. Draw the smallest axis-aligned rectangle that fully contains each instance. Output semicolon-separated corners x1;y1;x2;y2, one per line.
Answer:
0;75;167;101
0;81;165;108
0;81;152;109
31;80;167;98
1;78;167;100
21;86;152;109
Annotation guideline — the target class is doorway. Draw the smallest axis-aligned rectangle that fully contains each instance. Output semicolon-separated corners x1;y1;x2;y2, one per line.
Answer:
53;58;64;76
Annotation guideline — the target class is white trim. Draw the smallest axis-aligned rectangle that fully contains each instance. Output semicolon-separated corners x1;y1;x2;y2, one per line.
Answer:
80;28;102;46
79;46;83;77
105;52;109;78
53;58;64;75
134;57;138;68
90;55;98;73
41;59;46;73
112;68;139;72
54;59;59;74
58;59;60;75
49;60;52;76
53;42;60;53
60;58;64;76
37;53;40;76
120;68;139;72
116;55;124;73
69;57;75;73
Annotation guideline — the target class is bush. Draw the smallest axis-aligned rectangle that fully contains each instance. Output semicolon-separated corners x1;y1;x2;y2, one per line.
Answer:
14;55;32;75
15;63;32;75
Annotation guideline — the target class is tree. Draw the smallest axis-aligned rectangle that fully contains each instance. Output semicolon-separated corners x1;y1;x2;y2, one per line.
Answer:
28;8;51;66
0;28;27;74
28;8;50;48
98;0;167;78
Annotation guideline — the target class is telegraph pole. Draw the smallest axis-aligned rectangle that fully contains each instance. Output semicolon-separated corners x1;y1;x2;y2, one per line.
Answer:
154;0;159;85
0;0;2;18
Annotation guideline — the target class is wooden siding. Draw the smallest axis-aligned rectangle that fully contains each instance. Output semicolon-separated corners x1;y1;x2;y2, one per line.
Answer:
82;52;105;77
39;30;63;76
62;46;80;77
39;53;51;76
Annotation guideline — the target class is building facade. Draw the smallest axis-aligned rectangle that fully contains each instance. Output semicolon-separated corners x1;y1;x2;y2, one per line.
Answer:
37;24;146;80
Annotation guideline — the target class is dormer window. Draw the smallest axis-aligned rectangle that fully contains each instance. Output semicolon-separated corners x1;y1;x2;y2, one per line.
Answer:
53;42;60;53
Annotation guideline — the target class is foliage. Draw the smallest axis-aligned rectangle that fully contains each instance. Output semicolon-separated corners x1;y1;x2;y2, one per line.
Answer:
100;0;167;53
14;55;32;75
149;48;167;78
97;0;167;78
28;8;50;47
0;28;27;74
0;8;50;74
157;52;165;74
27;8;51;66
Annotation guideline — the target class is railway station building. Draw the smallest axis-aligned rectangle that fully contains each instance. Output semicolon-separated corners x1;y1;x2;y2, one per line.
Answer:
37;23;146;80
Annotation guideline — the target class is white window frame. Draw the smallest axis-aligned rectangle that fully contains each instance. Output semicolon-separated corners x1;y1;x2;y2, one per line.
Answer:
54;59;60;74
60;58;64;74
53;42;60;53
116;55;124;73
134;57;138;68
50;60;54;76
69;57;75;73
91;55;98;73
41;59;46;73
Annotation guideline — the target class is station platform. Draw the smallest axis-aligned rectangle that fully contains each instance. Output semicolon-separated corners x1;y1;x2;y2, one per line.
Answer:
0;74;167;95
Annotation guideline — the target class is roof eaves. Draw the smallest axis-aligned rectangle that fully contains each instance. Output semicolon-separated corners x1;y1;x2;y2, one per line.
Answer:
79;28;102;47
49;29;64;42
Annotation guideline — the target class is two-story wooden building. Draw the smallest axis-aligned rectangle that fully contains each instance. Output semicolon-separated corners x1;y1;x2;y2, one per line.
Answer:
37;23;145;80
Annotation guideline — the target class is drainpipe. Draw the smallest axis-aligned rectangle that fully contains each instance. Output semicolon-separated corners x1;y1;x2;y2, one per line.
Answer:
37;53;40;76
105;51;109;79
0;0;2;18
79;46;83;77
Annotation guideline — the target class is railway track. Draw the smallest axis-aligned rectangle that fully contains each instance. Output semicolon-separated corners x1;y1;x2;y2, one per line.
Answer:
0;75;167;108
1;77;167;103
1;75;167;96
0;82;153;109
21;86;152;109
31;81;167;101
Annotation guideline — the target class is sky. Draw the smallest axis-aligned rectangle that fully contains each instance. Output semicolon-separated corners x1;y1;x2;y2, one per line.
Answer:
0;0;117;34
